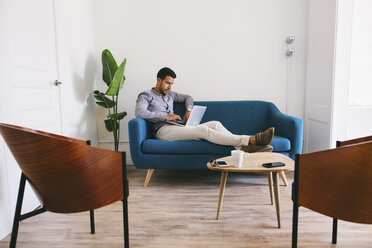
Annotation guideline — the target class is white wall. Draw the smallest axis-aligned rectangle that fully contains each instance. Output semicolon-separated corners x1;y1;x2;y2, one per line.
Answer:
0;0;9;237
92;0;308;158
0;0;97;240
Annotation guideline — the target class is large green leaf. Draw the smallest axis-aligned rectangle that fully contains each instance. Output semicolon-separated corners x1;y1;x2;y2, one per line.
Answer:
104;119;119;132
102;49;118;87
96;102;110;108
117;111;127;120
107;111;127;120
93;90;115;108
106;58;126;96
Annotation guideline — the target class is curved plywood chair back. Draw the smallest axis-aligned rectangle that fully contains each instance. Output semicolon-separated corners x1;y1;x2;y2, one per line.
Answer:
297;141;372;224
0;123;124;213
337;135;372;147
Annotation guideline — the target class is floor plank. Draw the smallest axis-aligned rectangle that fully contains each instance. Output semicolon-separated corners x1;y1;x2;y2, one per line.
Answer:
1;166;371;247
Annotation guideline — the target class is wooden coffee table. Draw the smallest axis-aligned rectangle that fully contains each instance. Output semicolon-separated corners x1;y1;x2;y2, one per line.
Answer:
207;152;294;228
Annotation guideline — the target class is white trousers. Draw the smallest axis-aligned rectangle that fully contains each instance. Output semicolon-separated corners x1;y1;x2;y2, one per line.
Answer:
156;121;250;147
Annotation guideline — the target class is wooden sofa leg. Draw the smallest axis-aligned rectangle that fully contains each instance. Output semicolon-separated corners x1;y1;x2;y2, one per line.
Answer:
144;169;155;187
280;171;288;186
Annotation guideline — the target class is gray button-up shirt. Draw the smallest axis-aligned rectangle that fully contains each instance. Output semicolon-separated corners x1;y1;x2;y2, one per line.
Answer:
135;88;194;133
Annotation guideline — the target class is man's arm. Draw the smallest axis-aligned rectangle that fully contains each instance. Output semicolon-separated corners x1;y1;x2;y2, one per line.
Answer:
172;91;193;122
135;93;167;123
172;91;194;111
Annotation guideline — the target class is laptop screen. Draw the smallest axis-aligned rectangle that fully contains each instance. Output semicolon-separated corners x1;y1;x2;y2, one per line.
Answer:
185;105;207;126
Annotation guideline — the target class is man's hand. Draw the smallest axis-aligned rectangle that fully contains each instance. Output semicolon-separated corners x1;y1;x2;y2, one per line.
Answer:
165;114;182;121
183;110;191;122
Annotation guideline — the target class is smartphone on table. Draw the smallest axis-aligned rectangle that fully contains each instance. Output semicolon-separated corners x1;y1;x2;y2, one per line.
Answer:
262;162;285;168
215;160;228;167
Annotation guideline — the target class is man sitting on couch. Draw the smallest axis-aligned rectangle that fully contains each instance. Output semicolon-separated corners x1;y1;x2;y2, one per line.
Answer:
135;67;274;153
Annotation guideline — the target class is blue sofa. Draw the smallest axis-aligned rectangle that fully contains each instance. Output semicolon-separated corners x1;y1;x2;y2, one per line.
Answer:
128;101;303;186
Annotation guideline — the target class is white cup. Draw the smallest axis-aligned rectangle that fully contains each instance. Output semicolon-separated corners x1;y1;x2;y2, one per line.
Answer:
231;150;244;168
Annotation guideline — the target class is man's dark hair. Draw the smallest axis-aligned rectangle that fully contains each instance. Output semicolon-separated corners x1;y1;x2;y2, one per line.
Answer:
157;67;177;80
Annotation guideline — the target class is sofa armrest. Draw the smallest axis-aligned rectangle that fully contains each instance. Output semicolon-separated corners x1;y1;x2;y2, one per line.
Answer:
268;106;303;159
128;118;149;168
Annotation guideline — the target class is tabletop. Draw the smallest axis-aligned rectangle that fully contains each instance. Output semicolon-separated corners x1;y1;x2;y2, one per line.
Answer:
207;152;294;173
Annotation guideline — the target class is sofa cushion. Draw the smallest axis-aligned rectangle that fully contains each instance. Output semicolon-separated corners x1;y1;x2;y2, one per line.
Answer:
142;136;290;154
142;139;232;155
271;136;291;152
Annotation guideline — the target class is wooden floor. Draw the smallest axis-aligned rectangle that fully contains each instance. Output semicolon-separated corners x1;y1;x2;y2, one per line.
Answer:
1;166;372;247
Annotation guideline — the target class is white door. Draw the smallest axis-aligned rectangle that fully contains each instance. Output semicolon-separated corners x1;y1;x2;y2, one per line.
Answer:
4;0;62;132
0;0;63;234
303;0;338;153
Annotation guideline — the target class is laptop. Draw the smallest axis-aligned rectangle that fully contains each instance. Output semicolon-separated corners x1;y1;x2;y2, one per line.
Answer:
166;105;207;127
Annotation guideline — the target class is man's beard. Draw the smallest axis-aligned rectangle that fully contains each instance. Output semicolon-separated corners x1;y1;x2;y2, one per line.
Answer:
160;88;168;95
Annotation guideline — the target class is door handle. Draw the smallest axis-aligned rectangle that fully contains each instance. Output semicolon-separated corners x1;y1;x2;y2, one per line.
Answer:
54;80;62;86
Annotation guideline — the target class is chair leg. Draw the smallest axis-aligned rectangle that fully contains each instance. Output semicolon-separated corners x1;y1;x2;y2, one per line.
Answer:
123;196;129;248
144;169;155;187
292;202;299;248
292;156;300;248
90;210;95;234
122;152;129;248
280;171;288;186
332;218;338;244
87;141;96;234
10;173;27;248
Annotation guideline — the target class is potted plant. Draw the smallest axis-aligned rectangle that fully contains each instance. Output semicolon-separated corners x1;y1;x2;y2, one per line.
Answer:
94;49;127;151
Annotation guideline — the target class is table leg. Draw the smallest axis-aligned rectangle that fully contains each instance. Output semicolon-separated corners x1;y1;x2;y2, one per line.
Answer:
280;171;288;186
267;172;273;205
273;172;281;228
216;171;228;220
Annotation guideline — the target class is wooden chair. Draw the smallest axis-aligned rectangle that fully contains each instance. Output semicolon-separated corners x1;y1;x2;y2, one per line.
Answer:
292;135;372;247
0;123;129;248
